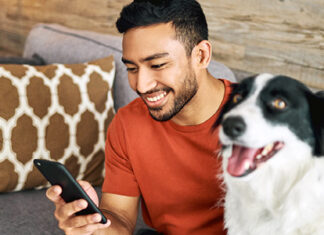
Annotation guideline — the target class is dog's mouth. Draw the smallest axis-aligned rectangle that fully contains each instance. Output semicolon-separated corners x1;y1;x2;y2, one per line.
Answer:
226;141;285;177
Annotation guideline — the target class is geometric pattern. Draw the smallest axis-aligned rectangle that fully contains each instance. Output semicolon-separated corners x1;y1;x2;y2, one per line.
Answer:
0;55;115;192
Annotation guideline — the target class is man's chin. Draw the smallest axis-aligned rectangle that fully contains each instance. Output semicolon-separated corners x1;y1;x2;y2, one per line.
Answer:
148;109;175;122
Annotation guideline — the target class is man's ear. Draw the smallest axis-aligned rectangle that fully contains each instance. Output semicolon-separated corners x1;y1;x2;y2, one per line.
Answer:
192;40;212;69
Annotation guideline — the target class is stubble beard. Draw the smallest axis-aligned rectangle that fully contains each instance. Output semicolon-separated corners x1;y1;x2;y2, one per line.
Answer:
148;70;198;122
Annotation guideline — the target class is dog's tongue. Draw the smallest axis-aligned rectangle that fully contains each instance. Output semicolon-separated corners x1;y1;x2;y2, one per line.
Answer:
227;145;259;177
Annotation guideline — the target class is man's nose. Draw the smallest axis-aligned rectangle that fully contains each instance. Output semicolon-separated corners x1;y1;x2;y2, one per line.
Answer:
136;68;157;94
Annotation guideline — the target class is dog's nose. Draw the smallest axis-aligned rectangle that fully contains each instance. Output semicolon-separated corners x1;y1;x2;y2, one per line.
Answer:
222;116;246;139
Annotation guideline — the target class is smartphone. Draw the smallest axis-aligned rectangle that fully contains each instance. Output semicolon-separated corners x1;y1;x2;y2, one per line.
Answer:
34;159;107;224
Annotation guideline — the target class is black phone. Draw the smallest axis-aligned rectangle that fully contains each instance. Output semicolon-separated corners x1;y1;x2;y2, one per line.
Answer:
34;159;107;224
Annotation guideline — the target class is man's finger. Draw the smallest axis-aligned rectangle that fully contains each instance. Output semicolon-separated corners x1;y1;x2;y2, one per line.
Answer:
63;212;108;228
55;199;88;221
46;185;64;204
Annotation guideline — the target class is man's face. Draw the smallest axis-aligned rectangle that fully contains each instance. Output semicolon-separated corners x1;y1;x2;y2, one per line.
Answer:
122;23;198;121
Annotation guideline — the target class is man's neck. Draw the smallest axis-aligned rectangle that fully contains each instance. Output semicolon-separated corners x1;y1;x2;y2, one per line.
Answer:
171;72;225;126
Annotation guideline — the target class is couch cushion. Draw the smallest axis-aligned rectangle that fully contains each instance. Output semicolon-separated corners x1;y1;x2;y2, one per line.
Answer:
0;56;115;192
23;23;236;111
0;188;64;235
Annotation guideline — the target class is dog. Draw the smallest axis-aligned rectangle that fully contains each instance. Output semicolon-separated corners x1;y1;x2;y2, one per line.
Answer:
214;73;324;235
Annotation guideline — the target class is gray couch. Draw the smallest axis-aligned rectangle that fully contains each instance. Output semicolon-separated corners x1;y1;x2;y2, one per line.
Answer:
0;23;244;235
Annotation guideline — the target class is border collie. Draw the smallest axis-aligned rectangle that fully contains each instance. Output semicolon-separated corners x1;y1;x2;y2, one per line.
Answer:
214;74;324;235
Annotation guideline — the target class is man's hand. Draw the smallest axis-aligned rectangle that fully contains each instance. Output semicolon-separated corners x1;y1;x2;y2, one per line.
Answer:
46;180;110;235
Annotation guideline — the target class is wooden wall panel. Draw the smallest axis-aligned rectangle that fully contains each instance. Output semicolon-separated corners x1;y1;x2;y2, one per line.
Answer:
202;0;324;89
0;0;323;88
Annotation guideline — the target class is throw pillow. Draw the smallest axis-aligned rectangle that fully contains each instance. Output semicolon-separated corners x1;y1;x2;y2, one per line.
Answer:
0;55;115;192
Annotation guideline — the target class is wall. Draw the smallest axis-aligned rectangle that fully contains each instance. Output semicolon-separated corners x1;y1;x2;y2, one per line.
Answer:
0;0;323;89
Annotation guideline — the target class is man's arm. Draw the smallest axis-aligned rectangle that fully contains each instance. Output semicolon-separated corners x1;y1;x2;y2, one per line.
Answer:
95;193;140;235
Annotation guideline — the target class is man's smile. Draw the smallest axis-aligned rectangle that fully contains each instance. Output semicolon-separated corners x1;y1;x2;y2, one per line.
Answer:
146;91;167;102
140;89;171;109
142;90;168;109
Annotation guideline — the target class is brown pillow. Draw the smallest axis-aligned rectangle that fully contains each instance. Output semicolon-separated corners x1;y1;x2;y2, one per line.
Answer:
0;56;115;192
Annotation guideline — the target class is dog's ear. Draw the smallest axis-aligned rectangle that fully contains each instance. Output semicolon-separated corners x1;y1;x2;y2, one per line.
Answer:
308;90;324;156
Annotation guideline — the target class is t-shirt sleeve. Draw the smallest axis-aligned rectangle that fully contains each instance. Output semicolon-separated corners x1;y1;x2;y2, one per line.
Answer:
102;113;141;196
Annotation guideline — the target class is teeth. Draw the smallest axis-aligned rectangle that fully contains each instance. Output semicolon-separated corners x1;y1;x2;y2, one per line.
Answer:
244;162;250;171
262;143;274;155
147;92;166;102
256;154;263;160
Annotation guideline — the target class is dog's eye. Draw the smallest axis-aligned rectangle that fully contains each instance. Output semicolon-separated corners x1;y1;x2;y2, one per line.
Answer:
233;94;242;104
271;98;286;110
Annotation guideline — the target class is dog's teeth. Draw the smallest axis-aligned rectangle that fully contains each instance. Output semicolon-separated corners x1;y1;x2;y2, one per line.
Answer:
262;143;274;155
256;154;263;160
261;149;268;156
244;162;250;171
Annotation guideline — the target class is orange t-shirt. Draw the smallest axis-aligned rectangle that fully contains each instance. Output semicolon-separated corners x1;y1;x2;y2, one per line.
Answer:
102;79;232;234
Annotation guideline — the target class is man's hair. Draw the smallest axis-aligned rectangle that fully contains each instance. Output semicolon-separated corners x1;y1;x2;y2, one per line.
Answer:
116;0;208;56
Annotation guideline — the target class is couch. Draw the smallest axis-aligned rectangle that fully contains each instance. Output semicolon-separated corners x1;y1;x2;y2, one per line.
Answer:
0;23;246;235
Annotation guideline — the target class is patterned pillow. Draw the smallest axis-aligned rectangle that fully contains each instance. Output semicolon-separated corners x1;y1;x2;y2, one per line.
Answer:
0;56;115;192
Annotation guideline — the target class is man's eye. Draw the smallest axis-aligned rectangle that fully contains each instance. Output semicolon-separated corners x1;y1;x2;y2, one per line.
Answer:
126;67;137;73
151;63;166;69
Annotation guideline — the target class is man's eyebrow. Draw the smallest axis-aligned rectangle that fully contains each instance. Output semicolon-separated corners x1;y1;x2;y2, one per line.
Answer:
121;58;134;65
121;53;169;65
142;53;169;62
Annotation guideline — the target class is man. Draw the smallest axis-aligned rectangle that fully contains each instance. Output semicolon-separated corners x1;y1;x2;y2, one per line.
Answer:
46;0;232;234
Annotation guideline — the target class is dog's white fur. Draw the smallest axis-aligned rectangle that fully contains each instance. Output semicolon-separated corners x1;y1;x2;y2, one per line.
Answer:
219;74;324;235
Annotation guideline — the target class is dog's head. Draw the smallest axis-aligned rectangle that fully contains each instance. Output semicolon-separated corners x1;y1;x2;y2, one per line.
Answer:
214;73;324;178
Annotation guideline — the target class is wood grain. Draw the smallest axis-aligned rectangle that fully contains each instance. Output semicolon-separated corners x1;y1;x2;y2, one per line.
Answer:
202;0;324;89
0;0;323;88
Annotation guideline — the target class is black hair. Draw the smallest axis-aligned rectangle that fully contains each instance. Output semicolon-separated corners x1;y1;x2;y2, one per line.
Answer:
116;0;208;56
